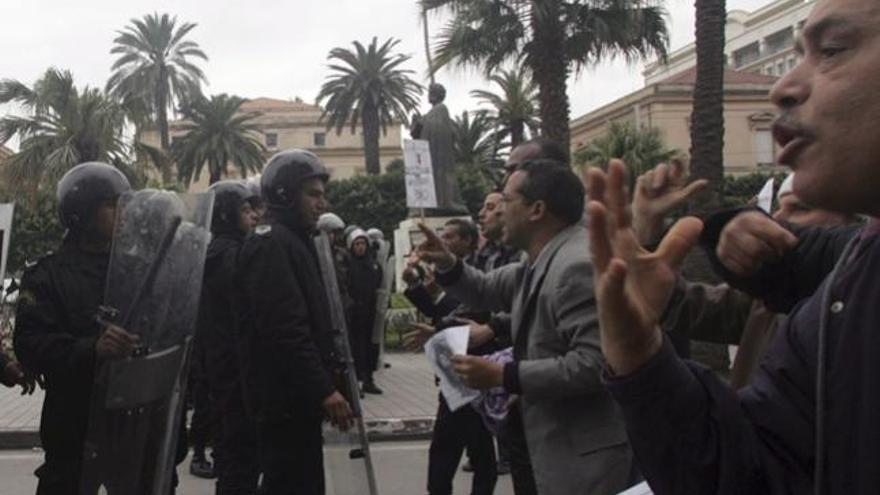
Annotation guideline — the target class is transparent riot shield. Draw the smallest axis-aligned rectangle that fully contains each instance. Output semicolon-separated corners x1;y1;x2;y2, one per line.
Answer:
371;239;393;372
314;233;380;495
80;190;214;495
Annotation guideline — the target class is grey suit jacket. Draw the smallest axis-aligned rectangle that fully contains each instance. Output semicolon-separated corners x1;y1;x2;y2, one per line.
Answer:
440;225;634;495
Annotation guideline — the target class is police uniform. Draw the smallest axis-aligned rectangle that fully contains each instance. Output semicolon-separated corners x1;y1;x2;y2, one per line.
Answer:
196;181;260;494
13;246;107;494
236;150;341;495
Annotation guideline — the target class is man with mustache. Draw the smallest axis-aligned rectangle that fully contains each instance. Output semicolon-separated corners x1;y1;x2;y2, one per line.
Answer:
587;0;880;492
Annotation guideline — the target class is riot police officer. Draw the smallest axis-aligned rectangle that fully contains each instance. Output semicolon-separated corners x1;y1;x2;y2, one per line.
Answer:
195;180;260;494
237;150;354;494
13;162;139;495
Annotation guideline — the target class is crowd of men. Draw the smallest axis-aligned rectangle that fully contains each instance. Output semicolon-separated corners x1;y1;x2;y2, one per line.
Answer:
1;0;879;493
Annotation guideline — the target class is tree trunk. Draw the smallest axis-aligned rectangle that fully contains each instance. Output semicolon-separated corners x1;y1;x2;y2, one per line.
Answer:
157;65;172;185
688;0;726;214
209;157;222;185
362;102;382;175
423;8;436;86
511;119;525;148
684;0;728;372
529;1;571;155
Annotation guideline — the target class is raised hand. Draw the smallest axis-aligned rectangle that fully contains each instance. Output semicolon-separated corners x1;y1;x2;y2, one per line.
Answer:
403;322;436;352
717;211;798;277
587;160;704;375
415;223;456;271
631;159;709;246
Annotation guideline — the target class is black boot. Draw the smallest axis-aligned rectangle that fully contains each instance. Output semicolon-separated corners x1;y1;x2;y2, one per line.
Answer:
362;381;383;395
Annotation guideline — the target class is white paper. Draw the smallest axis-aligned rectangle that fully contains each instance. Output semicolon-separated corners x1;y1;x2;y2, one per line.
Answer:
403;139;438;209
616;481;653;495
424;325;480;411
0;203;14;282
756;178;775;213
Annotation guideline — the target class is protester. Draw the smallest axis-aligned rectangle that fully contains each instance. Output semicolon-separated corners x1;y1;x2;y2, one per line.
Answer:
632;169;860;388
13;162;138;494
463;190;523;476
402;219;479;326
419;159;636;495
402;217;499;495
346;228;383;395
197;180;261;494
589;2;880;489
236;149;353;495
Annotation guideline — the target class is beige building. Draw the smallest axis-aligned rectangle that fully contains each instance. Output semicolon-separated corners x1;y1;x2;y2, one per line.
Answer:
140;97;404;190
644;0;813;84
571;68;784;175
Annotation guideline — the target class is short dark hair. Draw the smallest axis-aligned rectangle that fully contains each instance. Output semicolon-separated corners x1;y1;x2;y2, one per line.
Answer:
514;159;585;226
444;218;480;249
521;137;569;164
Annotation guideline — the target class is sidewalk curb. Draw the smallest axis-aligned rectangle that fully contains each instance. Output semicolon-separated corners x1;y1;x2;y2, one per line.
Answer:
366;416;434;442
0;417;436;450
0;430;39;450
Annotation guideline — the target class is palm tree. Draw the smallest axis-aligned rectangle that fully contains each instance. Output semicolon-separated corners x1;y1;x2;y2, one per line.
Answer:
0;68;131;192
172;94;266;187
107;12;208;184
453;110;507;188
423;0;669;152
573;121;679;181
471;68;540;148
316;37;423;175
688;0;727;212
452;110;497;166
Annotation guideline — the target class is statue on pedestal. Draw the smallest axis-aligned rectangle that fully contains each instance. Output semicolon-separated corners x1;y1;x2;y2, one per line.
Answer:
410;83;467;215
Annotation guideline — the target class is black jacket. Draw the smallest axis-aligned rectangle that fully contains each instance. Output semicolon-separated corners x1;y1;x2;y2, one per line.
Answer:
347;252;381;323
700;208;861;313
237;213;338;421
197;233;245;402
13;241;107;463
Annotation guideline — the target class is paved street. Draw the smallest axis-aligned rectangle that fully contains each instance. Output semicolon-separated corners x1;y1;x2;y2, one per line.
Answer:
0;441;516;495
0;352;440;447
0;351;518;493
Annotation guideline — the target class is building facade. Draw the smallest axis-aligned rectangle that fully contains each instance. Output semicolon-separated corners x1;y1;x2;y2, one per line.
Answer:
644;0;814;84
140;97;404;190
570;68;783;175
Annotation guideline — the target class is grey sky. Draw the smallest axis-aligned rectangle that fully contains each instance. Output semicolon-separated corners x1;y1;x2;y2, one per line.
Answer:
1;0;772;151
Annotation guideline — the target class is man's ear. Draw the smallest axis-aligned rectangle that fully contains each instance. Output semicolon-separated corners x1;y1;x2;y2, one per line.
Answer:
528;200;546;223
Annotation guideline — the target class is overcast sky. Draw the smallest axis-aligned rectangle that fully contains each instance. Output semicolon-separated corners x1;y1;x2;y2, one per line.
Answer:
1;0;772;151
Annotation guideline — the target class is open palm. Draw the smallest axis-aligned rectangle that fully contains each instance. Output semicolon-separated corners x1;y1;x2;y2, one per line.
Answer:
587;160;703;375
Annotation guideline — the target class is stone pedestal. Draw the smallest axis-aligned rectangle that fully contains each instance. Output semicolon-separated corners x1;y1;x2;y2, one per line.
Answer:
393;216;469;292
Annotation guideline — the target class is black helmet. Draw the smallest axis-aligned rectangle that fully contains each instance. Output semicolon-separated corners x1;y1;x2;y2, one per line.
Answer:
57;162;131;233
261;149;329;208
208;180;251;234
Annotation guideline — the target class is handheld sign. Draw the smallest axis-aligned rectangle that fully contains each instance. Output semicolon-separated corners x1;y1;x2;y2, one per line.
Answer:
404;139;438;209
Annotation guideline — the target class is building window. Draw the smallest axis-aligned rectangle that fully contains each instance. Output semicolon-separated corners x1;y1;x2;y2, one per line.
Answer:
788;57;797;71
313;132;326;147
764;27;794;56
265;132;278;148
733;42;761;68
754;129;775;166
